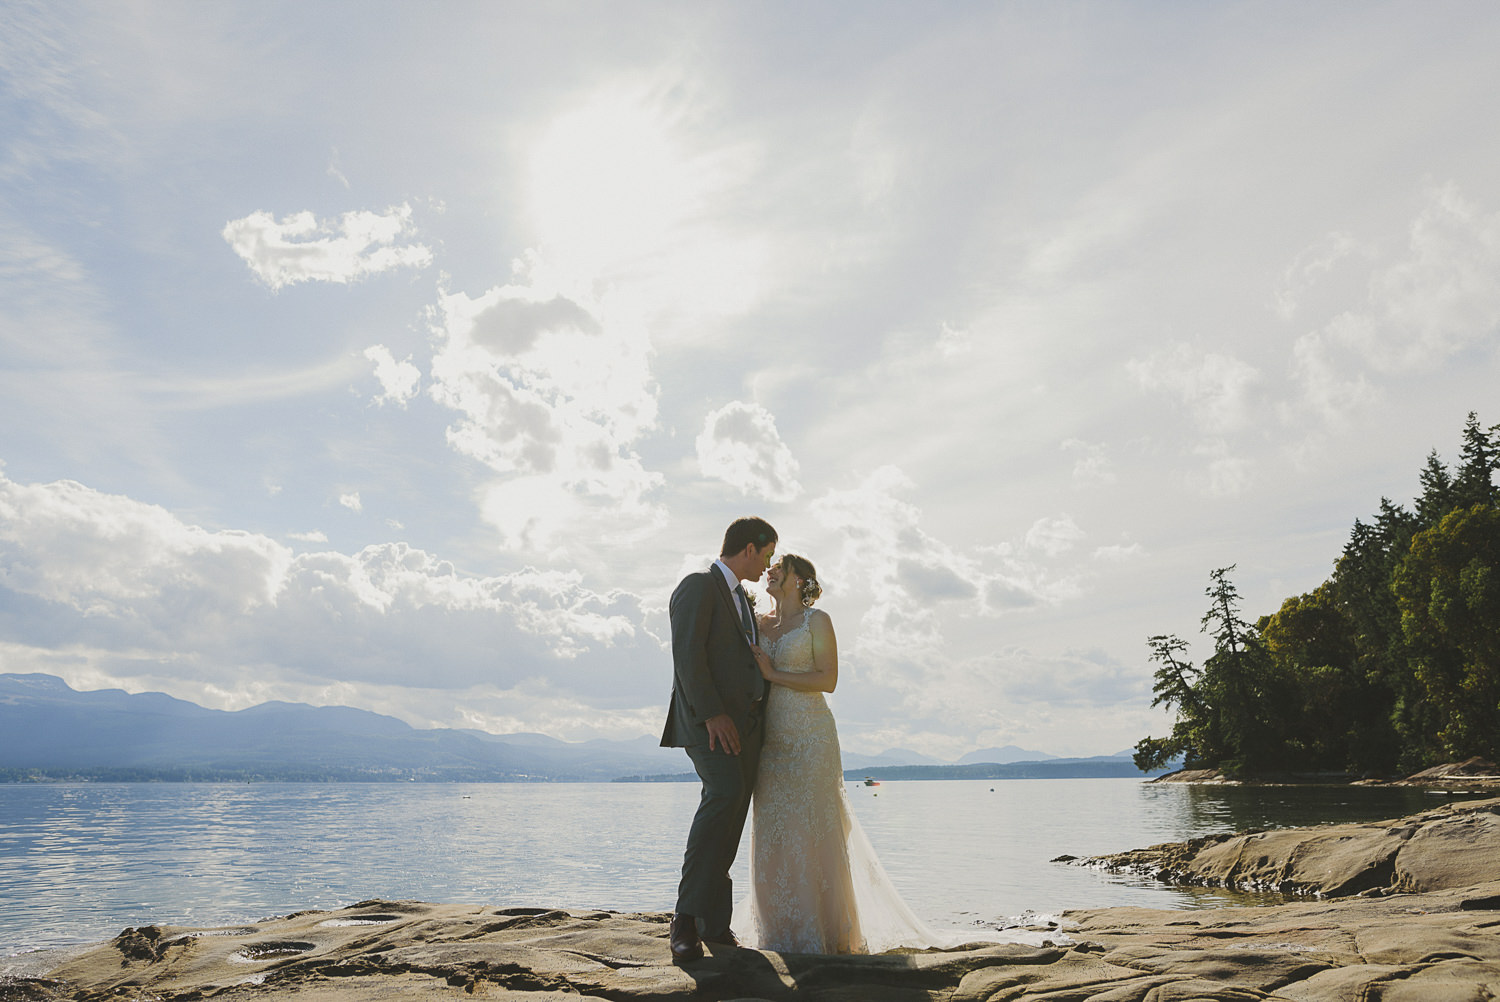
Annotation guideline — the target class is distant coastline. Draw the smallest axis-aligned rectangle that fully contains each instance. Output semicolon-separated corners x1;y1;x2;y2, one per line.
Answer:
616;758;1167;783
2;756;1163;785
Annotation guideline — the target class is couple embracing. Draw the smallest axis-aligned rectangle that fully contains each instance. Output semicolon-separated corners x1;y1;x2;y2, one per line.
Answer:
661;516;933;962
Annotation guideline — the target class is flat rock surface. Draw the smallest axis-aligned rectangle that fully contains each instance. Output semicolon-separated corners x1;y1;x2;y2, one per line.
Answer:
4;885;1498;1001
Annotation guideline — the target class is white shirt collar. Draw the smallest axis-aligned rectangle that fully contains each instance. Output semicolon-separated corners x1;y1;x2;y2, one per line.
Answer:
712;559;740;593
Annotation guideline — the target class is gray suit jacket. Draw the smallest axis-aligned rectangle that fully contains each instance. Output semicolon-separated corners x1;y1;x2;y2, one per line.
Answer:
660;565;768;748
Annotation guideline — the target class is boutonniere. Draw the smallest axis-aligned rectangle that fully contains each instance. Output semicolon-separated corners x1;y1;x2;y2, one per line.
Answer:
745;589;757;611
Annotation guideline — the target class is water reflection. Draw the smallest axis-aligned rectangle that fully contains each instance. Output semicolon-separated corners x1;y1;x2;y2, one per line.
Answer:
1135;783;1474;839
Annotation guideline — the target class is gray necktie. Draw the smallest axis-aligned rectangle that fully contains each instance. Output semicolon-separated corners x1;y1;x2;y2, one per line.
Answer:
734;583;755;642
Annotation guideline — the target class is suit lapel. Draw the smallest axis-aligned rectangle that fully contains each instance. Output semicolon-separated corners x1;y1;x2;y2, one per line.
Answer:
709;564;753;648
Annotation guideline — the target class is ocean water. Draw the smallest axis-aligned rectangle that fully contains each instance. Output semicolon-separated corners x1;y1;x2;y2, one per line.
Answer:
0;778;1475;958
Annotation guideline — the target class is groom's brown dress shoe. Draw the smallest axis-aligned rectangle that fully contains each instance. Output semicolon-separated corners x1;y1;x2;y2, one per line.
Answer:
669;913;703;964
703;927;739;948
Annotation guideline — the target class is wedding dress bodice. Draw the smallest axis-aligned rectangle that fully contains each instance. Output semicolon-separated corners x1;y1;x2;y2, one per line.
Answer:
763;613;817;673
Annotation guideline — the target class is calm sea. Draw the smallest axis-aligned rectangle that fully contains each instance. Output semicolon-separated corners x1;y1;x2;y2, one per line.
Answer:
0;778;1474;959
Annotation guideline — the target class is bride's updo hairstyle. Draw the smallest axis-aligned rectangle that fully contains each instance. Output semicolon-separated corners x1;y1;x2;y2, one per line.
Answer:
780;554;822;607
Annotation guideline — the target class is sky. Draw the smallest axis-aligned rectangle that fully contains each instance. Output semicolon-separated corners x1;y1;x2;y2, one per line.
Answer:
2;1;1499;759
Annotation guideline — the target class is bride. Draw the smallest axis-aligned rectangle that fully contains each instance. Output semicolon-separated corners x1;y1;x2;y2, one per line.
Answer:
737;553;938;954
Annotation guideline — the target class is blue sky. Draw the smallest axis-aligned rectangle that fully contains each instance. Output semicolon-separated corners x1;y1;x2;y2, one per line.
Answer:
2;1;1499;757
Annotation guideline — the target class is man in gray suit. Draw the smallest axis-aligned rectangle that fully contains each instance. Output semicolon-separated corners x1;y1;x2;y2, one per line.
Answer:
661;516;777;963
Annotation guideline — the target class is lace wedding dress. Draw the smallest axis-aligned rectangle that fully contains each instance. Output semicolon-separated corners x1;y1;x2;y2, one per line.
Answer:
735;613;939;954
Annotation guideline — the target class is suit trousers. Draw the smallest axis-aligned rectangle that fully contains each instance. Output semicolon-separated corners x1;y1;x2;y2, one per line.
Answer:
675;704;764;935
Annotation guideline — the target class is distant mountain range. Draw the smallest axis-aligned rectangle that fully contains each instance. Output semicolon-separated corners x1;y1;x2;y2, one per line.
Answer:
0;674;1166;782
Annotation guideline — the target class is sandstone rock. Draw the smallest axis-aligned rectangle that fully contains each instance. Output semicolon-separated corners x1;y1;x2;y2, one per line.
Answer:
1393;804;1500;892
1406;757;1499;781
1274;963;1409;1002
13;885;1500;1001
1373;959;1500;1002
1077;796;1500;898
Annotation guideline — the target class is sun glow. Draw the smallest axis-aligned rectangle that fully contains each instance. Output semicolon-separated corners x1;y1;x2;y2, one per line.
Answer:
528;87;701;275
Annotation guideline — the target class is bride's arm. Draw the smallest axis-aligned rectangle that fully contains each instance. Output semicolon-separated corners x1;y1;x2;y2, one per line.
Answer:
752;611;839;693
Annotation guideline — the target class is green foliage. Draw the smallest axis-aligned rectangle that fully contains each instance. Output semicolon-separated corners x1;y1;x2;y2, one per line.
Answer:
1135;634;1212;771
1140;412;1500;777
1135;569;1292;776
1391;504;1500;761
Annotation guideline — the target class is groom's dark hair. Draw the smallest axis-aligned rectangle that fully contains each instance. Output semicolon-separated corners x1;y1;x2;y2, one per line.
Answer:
721;516;778;557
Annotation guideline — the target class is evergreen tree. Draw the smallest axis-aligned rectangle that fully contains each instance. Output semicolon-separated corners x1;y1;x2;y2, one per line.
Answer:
1391;504;1500;761
1196;566;1287;774
1453;411;1500;510
1330;499;1430;770
1415;450;1454;528
1134;634;1212;771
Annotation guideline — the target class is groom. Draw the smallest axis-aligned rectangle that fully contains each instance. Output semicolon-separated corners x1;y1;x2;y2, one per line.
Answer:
660;515;777;963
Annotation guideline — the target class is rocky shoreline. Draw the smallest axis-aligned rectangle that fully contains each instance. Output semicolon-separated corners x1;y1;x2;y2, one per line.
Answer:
1150;756;1500;792
1068;795;1500;900
8;798;1500;1001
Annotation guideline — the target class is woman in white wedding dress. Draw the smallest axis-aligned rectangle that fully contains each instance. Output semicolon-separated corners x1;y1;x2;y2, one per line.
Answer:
737;554;940;955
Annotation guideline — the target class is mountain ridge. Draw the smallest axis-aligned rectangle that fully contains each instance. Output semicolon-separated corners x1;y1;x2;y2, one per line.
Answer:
0;673;1152;782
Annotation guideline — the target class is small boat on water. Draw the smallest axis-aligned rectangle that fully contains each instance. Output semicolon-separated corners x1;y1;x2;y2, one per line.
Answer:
862;778;880;787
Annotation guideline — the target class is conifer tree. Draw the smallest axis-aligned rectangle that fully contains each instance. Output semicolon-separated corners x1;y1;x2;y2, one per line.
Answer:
1134;634;1210;771
1416;450;1454;528
1453;411;1500;510
1391;504;1500;761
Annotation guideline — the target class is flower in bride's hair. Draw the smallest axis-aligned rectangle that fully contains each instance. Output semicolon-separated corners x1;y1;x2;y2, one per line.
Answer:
801;576;822;607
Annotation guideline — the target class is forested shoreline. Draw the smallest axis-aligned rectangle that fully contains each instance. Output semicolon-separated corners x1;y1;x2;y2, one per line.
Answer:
1136;412;1500;778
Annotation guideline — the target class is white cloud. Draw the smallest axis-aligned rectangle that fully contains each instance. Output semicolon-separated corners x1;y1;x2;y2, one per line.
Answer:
1093;542;1145;562
339;492;362;512
326;147;351;190
222;204;432;289
1286;325;1379;426
288;530;327;543
427;262;663;551
1024;514;1084;557
1127;344;1260;435
1061;438;1116;487
363;344;421;407
1272;231;1366;321
0;475;291;623
808;468;1082;691
0;469;656;700
1280;186;1500;429
695;401;802;502
1192;438;1255;497
1357;184;1500;371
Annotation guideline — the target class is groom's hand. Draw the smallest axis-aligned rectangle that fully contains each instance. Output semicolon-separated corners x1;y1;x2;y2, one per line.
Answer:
704;713;741;756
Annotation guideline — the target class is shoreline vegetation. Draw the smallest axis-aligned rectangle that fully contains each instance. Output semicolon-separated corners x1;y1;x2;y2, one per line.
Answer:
10;797;1500;1001
1136;411;1500;784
